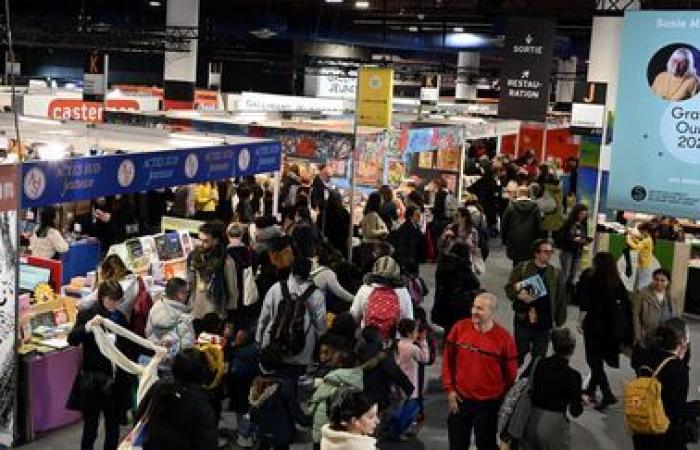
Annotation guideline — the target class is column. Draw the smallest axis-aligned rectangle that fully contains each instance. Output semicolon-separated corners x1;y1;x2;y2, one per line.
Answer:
455;52;479;103
163;0;199;110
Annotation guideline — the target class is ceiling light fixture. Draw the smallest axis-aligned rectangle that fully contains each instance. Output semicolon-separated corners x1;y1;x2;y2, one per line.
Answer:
148;0;162;7
408;26;419;32
453;26;464;32
325;0;344;3
355;1;370;9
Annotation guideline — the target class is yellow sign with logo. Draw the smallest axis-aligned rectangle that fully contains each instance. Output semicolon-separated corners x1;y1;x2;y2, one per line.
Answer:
356;67;394;128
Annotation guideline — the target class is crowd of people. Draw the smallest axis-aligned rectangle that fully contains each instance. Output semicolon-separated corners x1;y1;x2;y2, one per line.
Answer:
59;154;700;450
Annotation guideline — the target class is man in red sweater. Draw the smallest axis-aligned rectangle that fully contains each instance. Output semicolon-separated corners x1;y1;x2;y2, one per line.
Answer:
442;292;518;450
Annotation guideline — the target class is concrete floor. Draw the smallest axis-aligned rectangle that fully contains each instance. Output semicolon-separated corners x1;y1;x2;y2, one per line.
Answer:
18;242;700;449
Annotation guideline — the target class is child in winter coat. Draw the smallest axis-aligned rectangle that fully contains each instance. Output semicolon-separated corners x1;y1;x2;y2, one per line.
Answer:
250;346;311;450
308;349;364;450
395;319;430;400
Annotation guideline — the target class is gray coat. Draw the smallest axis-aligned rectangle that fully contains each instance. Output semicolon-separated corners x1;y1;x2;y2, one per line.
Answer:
632;285;679;343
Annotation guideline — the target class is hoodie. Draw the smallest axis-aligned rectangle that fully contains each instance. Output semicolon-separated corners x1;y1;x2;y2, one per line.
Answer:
320;425;377;450
501;198;541;262
309;368;364;443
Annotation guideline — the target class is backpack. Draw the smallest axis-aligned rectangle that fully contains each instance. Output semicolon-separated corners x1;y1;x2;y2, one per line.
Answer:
498;358;540;441
270;282;317;357
624;356;676;435
131;277;153;338
363;286;401;340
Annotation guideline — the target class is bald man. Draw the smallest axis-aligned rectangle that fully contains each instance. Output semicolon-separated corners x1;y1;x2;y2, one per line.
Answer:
442;292;518;450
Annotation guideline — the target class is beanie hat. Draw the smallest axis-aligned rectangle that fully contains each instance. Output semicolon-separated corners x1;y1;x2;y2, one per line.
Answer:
372;256;400;278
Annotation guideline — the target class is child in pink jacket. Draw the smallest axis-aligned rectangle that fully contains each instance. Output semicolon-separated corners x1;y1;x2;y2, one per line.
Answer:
395;318;430;399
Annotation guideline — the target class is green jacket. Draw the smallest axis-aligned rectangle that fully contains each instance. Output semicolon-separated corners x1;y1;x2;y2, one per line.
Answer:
308;367;364;443
504;260;566;327
540;184;564;232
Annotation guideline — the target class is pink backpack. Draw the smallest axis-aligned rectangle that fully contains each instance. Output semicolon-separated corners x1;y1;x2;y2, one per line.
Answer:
363;286;401;340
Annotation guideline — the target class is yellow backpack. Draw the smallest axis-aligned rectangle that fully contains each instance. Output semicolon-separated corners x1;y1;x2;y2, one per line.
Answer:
623;356;676;435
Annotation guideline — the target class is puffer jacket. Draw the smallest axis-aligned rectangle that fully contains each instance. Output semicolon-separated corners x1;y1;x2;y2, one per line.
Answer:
321;425;377;450
145;299;195;351
309;368;364;443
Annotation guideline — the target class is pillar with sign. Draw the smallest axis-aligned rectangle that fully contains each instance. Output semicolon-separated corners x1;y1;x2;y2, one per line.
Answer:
348;67;394;260
163;0;200;110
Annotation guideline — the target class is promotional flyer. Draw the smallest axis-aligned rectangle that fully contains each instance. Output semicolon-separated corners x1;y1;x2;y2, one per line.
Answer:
609;11;700;218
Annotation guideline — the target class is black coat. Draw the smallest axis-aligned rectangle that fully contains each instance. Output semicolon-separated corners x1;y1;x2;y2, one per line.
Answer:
431;252;481;333
631;346;693;449
357;343;414;411
250;376;311;446
136;380;218;450
67;303;134;413
577;270;633;368
388;220;427;266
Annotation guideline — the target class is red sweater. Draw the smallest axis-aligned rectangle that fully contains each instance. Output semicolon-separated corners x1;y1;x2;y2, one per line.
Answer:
442;318;518;401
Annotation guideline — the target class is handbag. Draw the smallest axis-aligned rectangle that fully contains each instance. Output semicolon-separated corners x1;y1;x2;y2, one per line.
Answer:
500;358;540;441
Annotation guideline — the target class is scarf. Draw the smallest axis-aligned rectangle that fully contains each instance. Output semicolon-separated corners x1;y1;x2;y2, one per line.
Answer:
88;317;166;404
190;244;226;278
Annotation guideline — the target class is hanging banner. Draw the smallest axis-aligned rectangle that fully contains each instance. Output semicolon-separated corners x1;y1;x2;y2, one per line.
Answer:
609;11;700;218
356;67;394;128
21;141;281;208
498;17;556;122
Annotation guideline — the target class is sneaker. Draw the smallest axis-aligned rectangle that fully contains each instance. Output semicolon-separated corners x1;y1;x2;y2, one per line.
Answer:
237;433;254;448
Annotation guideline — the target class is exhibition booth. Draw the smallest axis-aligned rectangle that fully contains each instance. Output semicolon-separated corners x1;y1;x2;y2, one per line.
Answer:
1;114;282;442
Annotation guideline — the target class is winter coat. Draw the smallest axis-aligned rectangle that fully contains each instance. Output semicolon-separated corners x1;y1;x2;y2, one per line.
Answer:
145;298;195;354
632;285;680;344
576;270;632;368
255;276;327;366
388;220;427;266
360;212;388;244
66;303;134;413
540;184;564;232
630;346;693;449
431;251;480;333
356;344;414;411
321;425;377;450
227;342;260;414
350;274;414;325
250;375;311;447
136;380;218;450
309;368;364;442
556;221;588;257
505;261;566;327
501;198;541;263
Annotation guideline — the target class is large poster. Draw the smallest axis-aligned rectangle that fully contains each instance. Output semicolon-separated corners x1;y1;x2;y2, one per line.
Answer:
0;165;17;446
498;17;556;122
609;11;700;218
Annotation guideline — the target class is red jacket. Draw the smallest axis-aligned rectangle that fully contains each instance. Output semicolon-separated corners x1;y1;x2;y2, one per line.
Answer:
442;318;518;401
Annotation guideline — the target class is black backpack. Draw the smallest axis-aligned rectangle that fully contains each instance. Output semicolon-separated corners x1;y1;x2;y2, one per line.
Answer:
270;282;317;357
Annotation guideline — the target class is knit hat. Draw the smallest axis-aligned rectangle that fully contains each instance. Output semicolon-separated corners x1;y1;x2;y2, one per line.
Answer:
372;256;400;278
